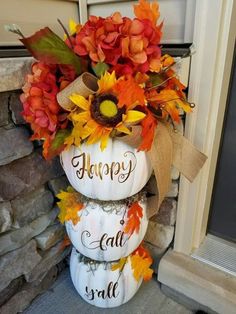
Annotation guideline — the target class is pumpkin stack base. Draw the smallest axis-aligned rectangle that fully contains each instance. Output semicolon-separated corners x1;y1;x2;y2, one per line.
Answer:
70;248;142;308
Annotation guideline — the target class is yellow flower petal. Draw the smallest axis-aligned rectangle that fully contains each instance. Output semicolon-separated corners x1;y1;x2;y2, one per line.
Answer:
98;71;117;94
100;130;111;151
69;19;77;35
70;111;91;123
69;94;90;111
124;110;146;123
115;124;131;135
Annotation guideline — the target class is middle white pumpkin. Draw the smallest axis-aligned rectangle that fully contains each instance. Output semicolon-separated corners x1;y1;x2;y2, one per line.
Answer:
66;194;148;261
60;138;152;200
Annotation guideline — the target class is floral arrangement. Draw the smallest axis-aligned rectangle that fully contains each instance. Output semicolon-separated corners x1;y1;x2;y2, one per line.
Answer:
7;0;192;159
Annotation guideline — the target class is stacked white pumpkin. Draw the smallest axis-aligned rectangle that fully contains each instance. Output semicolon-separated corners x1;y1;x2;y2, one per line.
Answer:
60;138;153;308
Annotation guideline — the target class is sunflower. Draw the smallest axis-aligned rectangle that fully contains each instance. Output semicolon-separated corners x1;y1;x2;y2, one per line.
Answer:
65;71;146;150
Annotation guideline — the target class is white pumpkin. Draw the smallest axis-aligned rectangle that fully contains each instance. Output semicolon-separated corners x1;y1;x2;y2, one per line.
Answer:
70;248;142;308
66;194;148;261
60;138;152;200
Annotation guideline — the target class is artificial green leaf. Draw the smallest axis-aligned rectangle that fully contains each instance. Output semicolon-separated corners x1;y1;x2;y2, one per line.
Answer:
47;129;71;159
92;62;110;77
148;73;164;87
51;129;71;151
20;27;82;75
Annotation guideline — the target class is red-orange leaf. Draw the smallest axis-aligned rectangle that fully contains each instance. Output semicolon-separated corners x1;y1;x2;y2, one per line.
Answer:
138;110;157;151
124;202;143;236
114;76;146;109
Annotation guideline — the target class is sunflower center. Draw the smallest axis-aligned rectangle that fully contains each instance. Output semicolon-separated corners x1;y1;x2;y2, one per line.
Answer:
99;100;118;118
90;94;125;127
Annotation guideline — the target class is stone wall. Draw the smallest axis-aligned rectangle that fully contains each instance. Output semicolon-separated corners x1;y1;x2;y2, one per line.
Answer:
0;58;71;313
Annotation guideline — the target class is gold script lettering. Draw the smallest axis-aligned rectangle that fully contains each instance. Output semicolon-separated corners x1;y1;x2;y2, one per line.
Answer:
71;151;137;182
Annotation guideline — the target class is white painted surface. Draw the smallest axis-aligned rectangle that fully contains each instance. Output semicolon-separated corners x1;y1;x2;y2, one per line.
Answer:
84;0;195;43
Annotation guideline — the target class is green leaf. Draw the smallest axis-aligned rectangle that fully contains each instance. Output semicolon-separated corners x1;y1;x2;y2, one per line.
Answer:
47;129;71;159
92;62;109;77
148;73;164;87
51;129;71;150
20;27;82;75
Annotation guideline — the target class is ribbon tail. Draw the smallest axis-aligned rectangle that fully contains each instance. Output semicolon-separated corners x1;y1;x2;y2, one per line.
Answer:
147;122;173;218
171;132;207;182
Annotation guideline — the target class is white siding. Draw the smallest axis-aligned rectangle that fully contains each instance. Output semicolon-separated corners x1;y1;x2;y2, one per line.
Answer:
0;0;79;46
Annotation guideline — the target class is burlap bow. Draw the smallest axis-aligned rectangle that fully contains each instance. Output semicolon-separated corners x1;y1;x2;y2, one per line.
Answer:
57;72;207;218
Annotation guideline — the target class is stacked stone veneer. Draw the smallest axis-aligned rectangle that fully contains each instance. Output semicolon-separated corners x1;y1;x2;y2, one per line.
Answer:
0;58;71;313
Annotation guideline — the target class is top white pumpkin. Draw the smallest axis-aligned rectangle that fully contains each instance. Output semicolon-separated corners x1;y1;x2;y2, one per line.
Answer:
60;139;152;200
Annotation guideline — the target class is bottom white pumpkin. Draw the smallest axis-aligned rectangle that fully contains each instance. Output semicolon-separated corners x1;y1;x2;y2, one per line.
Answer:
70;248;142;308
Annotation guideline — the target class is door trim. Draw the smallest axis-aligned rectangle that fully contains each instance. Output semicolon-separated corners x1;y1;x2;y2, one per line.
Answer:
174;0;236;254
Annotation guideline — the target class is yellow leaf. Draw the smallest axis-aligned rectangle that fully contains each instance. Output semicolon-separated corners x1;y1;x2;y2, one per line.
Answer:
111;257;127;271
57;186;84;225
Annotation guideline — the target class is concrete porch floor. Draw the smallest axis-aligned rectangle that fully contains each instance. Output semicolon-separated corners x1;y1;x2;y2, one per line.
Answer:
23;269;192;314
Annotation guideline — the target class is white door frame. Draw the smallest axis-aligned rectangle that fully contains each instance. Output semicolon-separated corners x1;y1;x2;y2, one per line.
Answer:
174;0;236;255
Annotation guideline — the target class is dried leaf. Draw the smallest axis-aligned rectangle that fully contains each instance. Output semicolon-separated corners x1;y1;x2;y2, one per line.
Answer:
124;202;143;235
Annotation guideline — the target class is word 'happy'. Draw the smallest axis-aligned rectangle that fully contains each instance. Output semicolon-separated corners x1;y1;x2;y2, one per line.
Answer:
71;151;136;183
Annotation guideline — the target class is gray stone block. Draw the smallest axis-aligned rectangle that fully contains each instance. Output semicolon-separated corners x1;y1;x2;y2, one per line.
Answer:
11;187;54;228
25;241;71;282
0;151;64;201
0;276;24;307
167;180;179;197
0;207;59;256
0;92;10;127
0;126;33;166
151;198;177;226
145;221;174;249
0;202;12;233
0;240;41;292
9;92;26;125
48;176;70;196
35;223;65;251
0;266;58;314
0;57;34;93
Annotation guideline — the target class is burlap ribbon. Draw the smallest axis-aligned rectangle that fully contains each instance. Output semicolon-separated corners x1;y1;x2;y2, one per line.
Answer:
56;73;207;219
57;72;98;111
119;124;207;218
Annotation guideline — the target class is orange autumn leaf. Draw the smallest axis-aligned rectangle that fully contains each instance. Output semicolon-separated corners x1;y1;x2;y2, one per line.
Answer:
113;76;146;109
124;202;143;235
57;186;84;225
60;235;71;251
134;0;160;26
131;245;153;281
160;54;175;68
138;110;157;151
149;89;191;123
